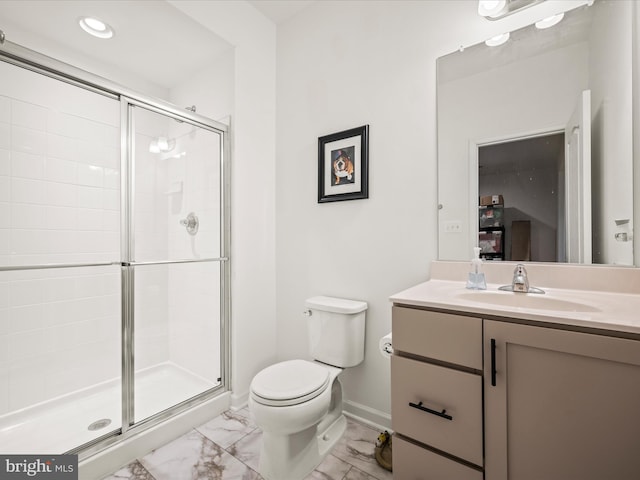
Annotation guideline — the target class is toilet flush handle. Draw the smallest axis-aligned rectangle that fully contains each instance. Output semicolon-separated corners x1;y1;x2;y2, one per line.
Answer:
302;309;312;317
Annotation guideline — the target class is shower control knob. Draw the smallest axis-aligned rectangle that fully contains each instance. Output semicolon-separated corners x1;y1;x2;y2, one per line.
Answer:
180;212;199;235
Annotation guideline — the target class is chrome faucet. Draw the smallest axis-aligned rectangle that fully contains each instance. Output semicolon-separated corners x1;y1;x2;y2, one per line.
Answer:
511;264;529;293
498;264;545;294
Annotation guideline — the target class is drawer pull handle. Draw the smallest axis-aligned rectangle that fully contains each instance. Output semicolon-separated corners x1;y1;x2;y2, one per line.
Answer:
491;338;497;387
408;401;453;421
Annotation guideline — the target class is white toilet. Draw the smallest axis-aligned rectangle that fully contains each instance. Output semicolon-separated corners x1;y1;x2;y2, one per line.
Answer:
249;296;367;480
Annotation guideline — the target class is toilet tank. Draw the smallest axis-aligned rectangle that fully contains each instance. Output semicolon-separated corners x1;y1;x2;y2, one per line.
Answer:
305;296;367;368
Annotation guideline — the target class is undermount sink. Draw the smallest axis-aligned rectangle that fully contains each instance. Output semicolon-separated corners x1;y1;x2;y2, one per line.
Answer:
458;291;601;313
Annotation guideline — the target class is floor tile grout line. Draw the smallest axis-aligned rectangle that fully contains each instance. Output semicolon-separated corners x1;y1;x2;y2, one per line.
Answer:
136;459;157;480
193;427;262;477
340;465;353;480
222;440;261;476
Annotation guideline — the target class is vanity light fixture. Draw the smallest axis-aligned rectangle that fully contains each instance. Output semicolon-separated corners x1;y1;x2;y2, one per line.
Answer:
535;12;565;29
78;16;114;39
485;32;510;47
149;136;176;153
478;0;507;18
478;0;545;21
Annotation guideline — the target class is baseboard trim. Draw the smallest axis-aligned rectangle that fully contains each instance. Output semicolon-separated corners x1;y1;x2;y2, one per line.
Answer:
230;390;249;410
343;399;392;433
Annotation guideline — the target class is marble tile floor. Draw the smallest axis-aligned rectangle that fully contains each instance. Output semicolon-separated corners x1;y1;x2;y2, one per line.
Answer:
102;408;393;480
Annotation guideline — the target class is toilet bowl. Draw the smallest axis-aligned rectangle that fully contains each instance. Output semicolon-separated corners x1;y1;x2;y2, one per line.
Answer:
249;359;345;480
248;296;367;480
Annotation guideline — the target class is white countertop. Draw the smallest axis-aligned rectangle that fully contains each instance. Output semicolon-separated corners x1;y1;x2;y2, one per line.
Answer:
390;277;640;336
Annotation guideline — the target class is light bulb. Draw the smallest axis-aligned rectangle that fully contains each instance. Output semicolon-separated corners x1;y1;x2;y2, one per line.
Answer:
78;16;114;39
535;13;565;29
478;0;507;18
485;32;510;47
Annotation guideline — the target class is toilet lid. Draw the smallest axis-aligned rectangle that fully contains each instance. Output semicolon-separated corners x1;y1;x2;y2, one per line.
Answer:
251;359;330;407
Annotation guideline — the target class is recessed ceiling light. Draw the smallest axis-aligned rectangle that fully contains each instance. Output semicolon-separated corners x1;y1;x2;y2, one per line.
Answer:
535;12;565;29
78;16;114;39
485;32;510;47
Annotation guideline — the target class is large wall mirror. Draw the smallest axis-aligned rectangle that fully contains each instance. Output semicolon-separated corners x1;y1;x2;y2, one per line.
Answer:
437;1;634;266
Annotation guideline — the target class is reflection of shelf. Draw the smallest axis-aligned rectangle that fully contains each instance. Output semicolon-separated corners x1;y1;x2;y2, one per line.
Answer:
479;205;504;229
479;226;505;261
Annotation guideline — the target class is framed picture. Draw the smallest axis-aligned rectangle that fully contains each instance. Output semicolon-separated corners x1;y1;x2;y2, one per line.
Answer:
317;125;369;203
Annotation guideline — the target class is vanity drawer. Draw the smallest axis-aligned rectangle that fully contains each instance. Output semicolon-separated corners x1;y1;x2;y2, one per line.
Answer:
392;306;482;369
393;436;483;480
391;355;483;466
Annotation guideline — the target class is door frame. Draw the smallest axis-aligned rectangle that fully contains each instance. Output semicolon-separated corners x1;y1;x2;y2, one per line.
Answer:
468;127;564;260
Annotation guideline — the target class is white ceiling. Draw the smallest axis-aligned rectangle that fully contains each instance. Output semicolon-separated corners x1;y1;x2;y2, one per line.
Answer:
0;0;315;91
479;133;565;175
0;0;233;89
247;0;316;24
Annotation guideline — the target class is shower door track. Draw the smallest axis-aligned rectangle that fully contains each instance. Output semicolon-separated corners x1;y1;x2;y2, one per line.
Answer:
0;32;232;460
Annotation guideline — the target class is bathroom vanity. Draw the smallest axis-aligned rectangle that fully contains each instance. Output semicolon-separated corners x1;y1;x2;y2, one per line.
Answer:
390;261;640;480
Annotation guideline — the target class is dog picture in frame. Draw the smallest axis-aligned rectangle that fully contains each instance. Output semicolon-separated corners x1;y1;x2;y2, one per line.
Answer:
318;125;369;203
330;146;355;186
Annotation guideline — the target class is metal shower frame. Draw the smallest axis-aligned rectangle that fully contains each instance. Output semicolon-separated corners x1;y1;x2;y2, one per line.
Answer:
0;32;232;459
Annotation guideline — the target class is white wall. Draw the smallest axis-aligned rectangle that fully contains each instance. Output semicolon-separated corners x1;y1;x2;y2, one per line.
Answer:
276;1;436;425
275;0;592;426
170;49;235;124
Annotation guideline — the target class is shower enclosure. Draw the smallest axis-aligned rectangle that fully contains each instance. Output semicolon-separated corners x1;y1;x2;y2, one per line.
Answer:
0;40;230;456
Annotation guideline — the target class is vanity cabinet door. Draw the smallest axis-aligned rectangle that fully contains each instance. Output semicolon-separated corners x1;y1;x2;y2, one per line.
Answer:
484;320;640;480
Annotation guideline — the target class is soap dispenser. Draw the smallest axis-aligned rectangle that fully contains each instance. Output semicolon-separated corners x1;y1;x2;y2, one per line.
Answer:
466;247;487;290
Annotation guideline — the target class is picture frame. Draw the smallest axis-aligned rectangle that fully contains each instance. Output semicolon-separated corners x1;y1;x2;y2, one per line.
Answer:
317;125;369;203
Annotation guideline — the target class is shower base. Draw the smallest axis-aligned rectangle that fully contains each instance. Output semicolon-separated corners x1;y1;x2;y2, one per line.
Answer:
0;362;218;454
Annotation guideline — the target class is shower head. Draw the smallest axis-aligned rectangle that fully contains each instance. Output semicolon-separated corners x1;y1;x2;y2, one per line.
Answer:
174;105;197;124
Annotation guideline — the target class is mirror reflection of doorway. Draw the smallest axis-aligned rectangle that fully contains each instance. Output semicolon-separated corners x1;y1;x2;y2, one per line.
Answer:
479;132;565;262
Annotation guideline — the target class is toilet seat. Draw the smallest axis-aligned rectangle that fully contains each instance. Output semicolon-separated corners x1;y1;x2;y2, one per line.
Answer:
251;359;330;407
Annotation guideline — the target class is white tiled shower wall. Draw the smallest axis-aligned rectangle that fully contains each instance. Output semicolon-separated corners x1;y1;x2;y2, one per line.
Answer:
0;62;123;414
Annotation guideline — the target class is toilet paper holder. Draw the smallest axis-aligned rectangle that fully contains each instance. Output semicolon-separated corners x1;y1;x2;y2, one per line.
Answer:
379;333;393;358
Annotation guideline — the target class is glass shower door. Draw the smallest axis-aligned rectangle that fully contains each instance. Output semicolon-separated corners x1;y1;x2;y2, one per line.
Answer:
128;104;223;423
0;60;122;453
